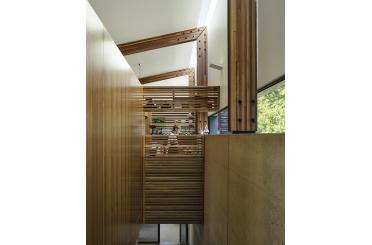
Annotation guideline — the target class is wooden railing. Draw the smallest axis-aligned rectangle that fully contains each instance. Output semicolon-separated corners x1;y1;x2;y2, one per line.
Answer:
143;135;204;224
143;86;220;112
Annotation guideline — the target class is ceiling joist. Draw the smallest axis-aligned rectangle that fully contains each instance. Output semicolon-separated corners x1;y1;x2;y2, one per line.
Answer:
117;27;206;55
139;68;195;85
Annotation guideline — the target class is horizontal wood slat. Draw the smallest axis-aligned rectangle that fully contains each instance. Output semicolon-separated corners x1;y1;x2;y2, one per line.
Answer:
143;135;204;224
118;27;206;55
143;86;220;112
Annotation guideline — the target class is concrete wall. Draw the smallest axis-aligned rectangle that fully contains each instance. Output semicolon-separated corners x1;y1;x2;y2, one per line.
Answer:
202;134;285;245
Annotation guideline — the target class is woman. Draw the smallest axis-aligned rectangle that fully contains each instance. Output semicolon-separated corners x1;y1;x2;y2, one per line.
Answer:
166;125;179;154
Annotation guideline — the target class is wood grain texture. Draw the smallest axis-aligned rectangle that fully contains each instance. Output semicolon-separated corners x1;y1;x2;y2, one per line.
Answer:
139;68;195;85
228;0;257;132
143;86;220;112
143;135;204;224
87;4;144;245
118;27;206;56
203;134;284;245
196;28;208;133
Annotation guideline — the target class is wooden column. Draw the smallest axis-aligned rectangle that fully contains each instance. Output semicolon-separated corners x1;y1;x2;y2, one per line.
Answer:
228;0;257;132
196;28;209;133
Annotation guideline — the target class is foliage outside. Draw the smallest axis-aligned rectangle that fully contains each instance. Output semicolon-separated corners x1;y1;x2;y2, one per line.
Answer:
257;83;285;133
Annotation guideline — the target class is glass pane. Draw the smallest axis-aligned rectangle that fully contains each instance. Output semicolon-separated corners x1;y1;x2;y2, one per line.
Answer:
160;224;180;243
138;224;159;243
257;81;285;133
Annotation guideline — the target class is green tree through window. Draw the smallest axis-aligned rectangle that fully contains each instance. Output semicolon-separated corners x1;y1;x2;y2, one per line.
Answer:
257;82;285;133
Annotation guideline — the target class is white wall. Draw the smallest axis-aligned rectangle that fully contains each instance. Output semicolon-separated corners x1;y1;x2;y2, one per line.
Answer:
206;0;228;109
257;0;285;88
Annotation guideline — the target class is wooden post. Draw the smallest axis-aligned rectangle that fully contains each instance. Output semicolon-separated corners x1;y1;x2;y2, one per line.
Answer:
196;28;208;133
228;0;257;132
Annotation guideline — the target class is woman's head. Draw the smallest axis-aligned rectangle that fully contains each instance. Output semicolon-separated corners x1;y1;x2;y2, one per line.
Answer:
172;125;179;133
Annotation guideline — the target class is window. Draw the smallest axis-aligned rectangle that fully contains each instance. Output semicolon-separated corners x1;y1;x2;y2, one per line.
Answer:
257;81;285;133
208;107;229;135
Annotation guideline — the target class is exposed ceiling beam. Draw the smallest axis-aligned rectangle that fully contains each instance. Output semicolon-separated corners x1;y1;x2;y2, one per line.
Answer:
139;68;195;85
117;27;206;55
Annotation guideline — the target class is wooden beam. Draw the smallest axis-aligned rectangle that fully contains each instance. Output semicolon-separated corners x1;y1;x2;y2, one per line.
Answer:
118;27;206;55
139;68;195;85
228;0;257;132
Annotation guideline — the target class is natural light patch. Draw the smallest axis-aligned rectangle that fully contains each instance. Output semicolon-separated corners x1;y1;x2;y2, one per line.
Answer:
189;0;217;68
257;82;285;133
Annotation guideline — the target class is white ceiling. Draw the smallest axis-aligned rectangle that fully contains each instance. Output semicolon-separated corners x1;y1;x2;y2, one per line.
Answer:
125;42;196;78
88;0;204;82
89;0;285;89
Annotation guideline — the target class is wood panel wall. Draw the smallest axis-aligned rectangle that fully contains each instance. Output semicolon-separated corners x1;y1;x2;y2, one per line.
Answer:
87;4;144;245
201;134;284;245
228;0;257;132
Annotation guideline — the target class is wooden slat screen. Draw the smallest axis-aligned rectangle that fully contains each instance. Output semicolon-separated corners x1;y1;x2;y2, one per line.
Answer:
143;86;220;112
143;135;204;224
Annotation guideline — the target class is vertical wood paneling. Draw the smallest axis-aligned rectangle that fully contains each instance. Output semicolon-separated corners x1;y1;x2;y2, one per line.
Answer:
86;4;105;244
87;4;144;245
